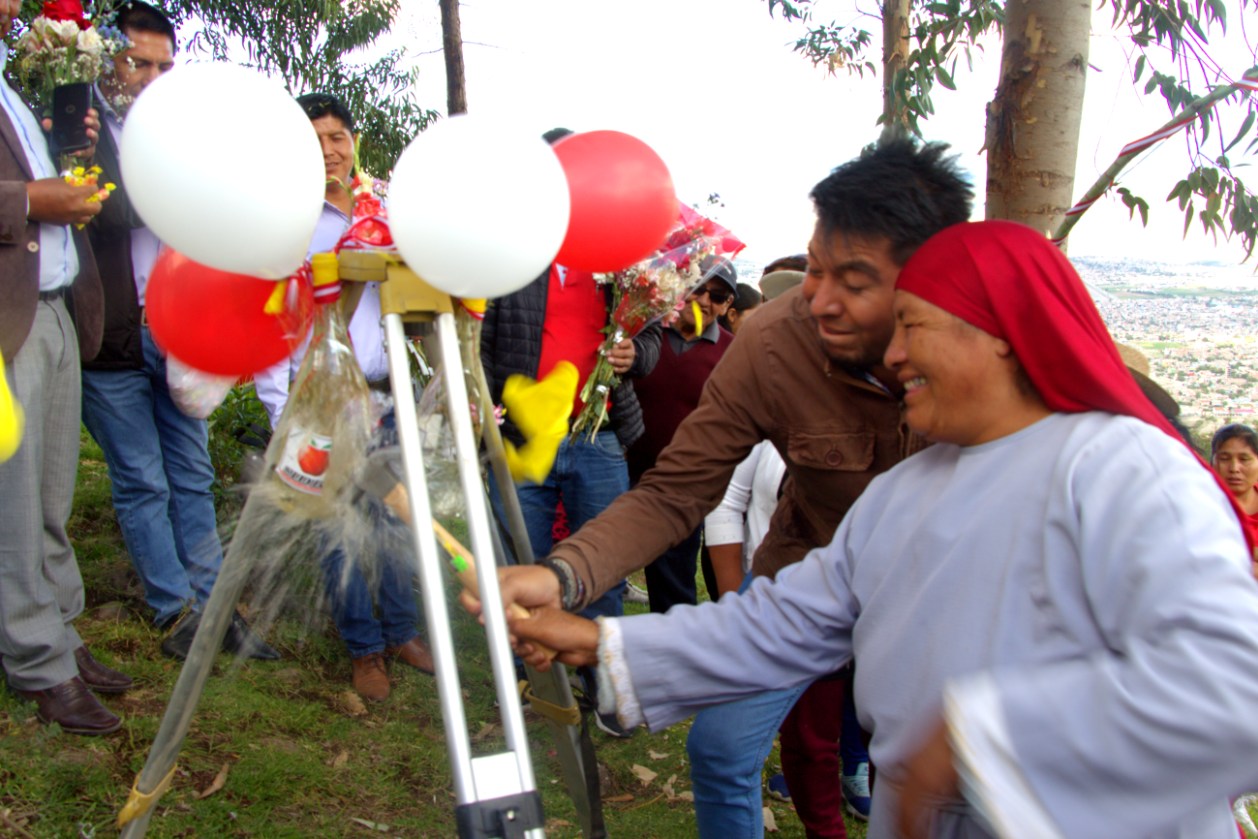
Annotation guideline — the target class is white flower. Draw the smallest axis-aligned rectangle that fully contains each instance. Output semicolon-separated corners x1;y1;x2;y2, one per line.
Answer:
47;18;80;43
76;28;104;56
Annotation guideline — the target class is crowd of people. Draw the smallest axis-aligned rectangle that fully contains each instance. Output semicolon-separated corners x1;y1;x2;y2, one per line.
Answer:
468;146;1258;839
3;1;1258;837
0;2;435;735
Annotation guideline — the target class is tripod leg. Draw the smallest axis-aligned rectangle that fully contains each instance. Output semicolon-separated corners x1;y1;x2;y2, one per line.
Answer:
463;317;605;839
117;491;274;836
386;312;545;838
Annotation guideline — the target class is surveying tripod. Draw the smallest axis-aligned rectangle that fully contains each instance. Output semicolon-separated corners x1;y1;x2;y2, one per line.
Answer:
117;253;601;838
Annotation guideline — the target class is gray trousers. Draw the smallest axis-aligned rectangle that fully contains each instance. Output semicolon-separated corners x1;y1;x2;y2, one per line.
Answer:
0;295;85;691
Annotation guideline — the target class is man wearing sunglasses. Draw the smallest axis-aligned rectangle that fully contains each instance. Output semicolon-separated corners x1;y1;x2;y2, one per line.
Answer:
624;258;738;613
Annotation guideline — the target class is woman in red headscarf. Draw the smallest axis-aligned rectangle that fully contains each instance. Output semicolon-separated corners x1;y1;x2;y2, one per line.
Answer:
501;220;1258;839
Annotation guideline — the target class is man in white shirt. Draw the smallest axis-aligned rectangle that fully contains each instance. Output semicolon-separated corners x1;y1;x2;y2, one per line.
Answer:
254;93;432;703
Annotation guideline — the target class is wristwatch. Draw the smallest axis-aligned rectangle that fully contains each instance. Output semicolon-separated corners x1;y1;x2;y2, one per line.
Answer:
537;556;584;612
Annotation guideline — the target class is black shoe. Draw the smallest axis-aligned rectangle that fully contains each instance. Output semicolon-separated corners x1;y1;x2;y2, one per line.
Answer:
223;612;280;660
160;610;280;661
159;611;200;661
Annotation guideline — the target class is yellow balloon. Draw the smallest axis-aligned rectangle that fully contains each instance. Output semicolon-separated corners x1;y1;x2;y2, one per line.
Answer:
501;361;578;483
0;347;24;463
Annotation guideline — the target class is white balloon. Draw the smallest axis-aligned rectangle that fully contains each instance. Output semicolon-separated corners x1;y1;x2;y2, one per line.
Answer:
120;63;324;279
387;114;570;299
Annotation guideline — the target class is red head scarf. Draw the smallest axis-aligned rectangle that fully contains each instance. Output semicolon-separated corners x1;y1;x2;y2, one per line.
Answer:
896;219;1254;551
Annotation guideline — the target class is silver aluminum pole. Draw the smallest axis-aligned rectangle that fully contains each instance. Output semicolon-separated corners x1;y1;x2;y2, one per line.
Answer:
432;311;538;791
383;312;475;801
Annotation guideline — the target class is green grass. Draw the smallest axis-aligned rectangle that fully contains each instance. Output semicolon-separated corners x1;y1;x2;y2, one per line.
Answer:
0;427;862;837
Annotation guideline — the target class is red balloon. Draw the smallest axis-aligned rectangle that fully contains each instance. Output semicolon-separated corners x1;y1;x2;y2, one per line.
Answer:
145;249;314;376
553;131;678;272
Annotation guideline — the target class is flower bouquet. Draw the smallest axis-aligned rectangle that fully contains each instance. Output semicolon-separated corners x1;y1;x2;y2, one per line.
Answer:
569;205;745;441
12;0;126;191
12;1;126;134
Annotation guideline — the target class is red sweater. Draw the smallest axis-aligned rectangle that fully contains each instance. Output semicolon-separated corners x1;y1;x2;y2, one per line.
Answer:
536;266;606;418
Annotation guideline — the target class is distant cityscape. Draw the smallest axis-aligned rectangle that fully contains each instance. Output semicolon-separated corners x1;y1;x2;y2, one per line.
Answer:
1077;255;1258;437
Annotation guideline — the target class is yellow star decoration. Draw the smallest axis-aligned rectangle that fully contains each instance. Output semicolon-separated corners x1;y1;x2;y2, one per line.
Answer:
501;361;578;484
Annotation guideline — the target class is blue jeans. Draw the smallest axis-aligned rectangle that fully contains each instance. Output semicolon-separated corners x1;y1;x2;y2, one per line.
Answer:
644;525;701;613
689;682;809;838
493;430;628;619
81;329;222;626
685;571;804;837
321;531;419;658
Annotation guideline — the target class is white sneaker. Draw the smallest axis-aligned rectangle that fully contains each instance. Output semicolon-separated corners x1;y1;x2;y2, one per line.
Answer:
624;582;649;605
841;762;871;821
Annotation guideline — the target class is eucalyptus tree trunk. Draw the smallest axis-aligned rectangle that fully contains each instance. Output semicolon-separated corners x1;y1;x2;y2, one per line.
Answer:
984;0;1090;241
880;0;911;142
439;0;468;115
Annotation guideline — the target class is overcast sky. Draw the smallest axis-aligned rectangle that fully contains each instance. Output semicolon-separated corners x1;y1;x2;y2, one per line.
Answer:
388;0;1258;272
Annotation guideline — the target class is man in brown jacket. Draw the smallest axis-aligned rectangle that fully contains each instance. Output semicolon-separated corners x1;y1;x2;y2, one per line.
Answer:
0;0;132;735
482;139;974;836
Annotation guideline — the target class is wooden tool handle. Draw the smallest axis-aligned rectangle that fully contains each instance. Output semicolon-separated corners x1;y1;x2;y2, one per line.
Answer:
381;482;555;659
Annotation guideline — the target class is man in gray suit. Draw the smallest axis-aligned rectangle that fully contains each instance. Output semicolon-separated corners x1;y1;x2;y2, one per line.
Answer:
0;0;133;735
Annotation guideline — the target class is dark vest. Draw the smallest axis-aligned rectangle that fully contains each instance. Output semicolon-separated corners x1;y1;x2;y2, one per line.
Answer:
82;105;146;370
626;327;733;482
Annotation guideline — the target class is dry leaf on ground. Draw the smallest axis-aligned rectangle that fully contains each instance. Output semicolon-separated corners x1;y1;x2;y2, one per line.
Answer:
195;763;229;800
631;764;658;785
337;690;368;717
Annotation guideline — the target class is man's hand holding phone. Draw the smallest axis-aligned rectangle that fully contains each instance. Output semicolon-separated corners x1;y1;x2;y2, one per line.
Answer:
42;104;100;164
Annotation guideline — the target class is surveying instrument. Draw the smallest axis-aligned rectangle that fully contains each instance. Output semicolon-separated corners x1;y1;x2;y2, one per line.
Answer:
117;252;604;838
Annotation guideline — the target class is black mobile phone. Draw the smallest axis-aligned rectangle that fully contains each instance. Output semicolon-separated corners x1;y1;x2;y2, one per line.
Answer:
51;83;92;156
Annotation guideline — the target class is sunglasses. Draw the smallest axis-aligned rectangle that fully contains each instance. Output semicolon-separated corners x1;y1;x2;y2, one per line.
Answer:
689;285;733;305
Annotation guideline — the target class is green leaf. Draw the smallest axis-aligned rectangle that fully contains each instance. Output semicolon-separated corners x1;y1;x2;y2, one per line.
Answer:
1225;111;1256;154
1184;203;1195;238
1133;54;1146;83
1207;0;1228;29
935;66;957;91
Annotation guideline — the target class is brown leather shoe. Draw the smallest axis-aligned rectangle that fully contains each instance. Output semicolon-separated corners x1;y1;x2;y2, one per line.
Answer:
385;637;434;674
351;653;390;702
17;676;122;735
74;646;133;694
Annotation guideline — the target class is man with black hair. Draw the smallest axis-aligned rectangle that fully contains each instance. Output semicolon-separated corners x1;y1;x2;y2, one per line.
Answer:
81;0;278;661
483;139;973;837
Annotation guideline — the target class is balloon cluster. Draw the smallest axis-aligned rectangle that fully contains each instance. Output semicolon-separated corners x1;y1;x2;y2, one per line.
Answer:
120;64;680;376
389;120;678;298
